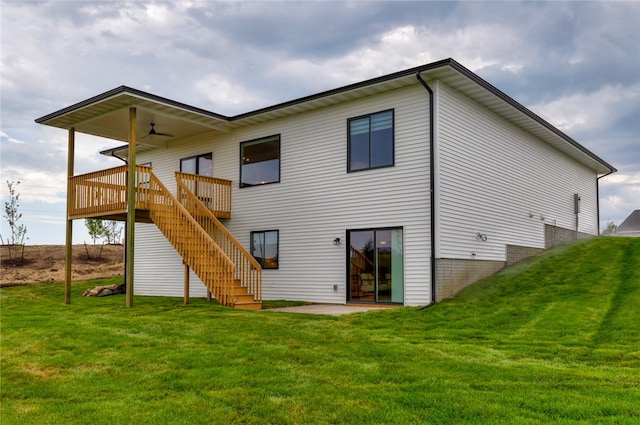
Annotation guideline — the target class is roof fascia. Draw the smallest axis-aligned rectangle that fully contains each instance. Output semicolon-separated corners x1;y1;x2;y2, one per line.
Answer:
444;60;616;174
37;59;615;175
35;85;230;124
228;58;454;121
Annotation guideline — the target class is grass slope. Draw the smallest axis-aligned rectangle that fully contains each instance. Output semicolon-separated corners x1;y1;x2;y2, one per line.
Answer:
1;237;639;424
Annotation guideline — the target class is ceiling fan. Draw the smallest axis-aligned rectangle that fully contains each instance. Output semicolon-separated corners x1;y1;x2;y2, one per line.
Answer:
143;122;174;139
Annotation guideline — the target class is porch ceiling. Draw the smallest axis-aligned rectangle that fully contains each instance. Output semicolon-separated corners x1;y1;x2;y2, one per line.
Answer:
35;87;232;145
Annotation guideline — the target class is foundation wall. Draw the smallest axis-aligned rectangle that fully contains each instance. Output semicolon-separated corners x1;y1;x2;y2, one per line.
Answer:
435;258;505;301
545;224;592;249
506;245;544;266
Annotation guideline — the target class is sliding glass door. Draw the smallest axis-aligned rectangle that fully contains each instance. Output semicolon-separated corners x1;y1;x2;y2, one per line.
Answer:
348;228;403;303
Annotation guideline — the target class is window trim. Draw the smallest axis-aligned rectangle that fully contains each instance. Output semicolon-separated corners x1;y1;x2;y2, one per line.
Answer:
347;109;395;173
250;229;280;270
240;135;281;188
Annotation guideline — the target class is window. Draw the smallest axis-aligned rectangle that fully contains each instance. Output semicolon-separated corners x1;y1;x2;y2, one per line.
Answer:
240;135;280;187
180;153;212;176
348;109;394;172
250;230;279;269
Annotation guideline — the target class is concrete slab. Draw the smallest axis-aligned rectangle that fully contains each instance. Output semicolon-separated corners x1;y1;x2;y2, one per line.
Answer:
263;304;394;316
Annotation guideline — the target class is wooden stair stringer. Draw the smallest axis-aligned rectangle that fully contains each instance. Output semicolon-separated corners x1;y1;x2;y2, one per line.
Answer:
175;174;262;309
146;172;242;308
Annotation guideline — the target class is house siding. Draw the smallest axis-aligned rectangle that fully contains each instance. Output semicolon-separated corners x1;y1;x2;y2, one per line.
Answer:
435;80;599;262
134;85;432;305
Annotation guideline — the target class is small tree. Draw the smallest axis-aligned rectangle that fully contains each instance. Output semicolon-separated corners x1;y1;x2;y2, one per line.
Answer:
601;221;618;236
1;180;28;261
103;220;124;244
84;218;107;259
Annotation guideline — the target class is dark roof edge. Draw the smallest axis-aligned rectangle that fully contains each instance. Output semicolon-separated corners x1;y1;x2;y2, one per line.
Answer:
228;57;614;173
228;58;454;121
38;59;615;174
35;85;229;124
99;145;128;156
444;59;617;174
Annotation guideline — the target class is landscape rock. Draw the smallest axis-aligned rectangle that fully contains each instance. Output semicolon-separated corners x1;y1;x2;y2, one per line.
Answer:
83;283;125;297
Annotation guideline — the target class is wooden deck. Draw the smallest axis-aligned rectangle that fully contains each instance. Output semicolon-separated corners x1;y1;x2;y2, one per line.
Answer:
68;165;232;221
67;165;260;309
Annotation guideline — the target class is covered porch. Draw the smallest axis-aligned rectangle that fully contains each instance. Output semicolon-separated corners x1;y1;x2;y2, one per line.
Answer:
36;86;260;308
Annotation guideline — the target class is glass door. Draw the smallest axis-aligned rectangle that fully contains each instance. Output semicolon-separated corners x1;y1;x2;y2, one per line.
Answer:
180;153;213;206
348;228;403;303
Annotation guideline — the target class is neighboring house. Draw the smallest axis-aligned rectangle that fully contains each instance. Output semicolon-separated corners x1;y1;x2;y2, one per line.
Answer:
617;210;640;237
36;58;616;308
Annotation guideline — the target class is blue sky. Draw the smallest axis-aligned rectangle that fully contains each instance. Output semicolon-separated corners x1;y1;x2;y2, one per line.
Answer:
1;0;638;244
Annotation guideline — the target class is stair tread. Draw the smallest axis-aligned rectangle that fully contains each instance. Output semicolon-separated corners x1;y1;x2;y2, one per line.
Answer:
151;175;261;310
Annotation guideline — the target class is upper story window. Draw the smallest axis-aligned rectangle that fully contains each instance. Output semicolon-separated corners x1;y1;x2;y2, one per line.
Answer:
181;153;212;176
240;135;280;188
348;109;394;172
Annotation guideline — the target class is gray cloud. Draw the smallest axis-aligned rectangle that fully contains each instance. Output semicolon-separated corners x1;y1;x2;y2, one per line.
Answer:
1;0;638;242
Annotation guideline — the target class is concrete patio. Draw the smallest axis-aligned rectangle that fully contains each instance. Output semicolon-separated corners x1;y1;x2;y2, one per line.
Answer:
264;304;399;316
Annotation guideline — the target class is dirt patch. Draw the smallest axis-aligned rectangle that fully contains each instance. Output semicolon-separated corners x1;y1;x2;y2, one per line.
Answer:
1;244;124;287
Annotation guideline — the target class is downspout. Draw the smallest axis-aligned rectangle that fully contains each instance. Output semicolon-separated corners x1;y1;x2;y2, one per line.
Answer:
109;151;128;165
416;72;436;307
596;170;615;235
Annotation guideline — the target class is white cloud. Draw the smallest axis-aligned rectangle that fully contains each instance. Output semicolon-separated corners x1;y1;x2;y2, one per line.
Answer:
0;165;66;205
1;0;638;242
195;73;267;111
599;171;640;225
0;130;26;144
530;84;640;133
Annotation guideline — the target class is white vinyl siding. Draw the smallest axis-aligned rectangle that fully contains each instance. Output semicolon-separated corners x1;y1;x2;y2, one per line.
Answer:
436;80;598;261
133;85;432;305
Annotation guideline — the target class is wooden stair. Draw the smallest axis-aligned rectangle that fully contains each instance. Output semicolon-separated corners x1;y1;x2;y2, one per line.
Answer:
229;281;262;310
176;173;262;309
147;172;262;309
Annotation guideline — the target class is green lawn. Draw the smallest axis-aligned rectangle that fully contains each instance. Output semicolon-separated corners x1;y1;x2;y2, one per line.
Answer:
1;237;639;424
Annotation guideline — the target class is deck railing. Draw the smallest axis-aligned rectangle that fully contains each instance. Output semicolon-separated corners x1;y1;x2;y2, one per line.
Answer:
148;173;236;306
68;165;251;307
68;167;232;219
175;172;232;219
177;177;262;303
68;165;152;218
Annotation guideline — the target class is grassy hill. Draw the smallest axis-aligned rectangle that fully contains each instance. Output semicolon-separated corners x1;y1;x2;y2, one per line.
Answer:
1;237;639;424
425;237;640;366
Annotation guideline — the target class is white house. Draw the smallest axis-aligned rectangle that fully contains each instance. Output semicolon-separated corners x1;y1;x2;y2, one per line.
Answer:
617;210;640;237
36;58;615;308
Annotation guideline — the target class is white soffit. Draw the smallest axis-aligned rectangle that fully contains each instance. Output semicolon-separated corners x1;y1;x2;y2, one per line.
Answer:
36;60;614;175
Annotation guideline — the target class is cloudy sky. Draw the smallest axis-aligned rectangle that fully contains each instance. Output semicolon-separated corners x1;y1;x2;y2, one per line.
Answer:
1;0;639;245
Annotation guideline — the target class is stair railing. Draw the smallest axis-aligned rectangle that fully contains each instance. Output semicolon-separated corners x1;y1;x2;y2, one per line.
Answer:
175;172;231;219
147;173;236;306
176;174;262;303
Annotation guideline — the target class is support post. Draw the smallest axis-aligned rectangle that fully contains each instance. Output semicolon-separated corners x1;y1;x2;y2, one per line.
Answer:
125;107;137;307
183;262;190;305
64;127;75;304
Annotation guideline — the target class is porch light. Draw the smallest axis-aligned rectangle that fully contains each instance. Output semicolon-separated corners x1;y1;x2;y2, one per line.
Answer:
333;237;341;246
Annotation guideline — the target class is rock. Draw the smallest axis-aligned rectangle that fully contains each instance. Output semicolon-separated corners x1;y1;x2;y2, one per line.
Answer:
97;289;113;297
82;282;125;297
